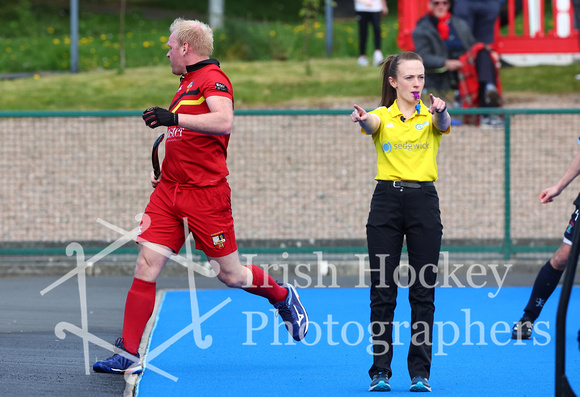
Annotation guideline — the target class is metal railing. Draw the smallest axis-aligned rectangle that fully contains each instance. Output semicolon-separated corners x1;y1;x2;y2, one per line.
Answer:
1;108;579;259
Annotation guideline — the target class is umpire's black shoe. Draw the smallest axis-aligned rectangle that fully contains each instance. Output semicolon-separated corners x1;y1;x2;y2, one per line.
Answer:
410;376;431;392
512;316;533;340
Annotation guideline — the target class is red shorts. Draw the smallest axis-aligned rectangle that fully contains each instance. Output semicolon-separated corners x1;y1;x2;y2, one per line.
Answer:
137;181;237;257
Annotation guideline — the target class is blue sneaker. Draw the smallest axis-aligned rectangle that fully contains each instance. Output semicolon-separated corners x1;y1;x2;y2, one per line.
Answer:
410;376;431;392
369;372;391;391
93;338;142;374
273;283;309;341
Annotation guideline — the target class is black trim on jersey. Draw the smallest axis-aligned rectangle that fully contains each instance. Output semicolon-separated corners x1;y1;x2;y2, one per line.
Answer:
169;87;201;112
179;59;220;82
185;58;220;73
172;59;225;110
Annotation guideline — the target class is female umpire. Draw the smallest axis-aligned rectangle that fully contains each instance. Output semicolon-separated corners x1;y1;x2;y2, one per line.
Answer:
351;51;451;393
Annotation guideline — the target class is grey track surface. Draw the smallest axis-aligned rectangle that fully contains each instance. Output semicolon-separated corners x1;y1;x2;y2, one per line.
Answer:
0;275;208;397
0;259;574;397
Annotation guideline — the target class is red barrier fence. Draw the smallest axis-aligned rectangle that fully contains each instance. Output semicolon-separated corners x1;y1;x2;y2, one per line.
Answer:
397;0;579;65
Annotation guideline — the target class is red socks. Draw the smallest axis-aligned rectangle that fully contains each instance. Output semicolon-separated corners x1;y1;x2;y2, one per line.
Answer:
121;268;284;353
243;264;288;304
122;278;157;354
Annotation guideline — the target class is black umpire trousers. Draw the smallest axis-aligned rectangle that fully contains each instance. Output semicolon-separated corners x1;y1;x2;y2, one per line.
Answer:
367;181;442;380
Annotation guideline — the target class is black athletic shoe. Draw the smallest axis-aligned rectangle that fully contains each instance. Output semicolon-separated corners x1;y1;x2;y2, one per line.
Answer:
512;316;534;340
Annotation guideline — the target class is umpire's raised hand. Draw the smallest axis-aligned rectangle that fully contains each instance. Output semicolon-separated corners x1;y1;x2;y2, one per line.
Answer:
142;106;178;128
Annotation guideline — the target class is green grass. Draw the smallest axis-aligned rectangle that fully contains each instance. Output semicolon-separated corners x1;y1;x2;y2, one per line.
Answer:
0;59;381;111
500;64;580;94
0;0;305;39
1;59;579;111
0;1;399;73
1;0;578;110
0;16;400;73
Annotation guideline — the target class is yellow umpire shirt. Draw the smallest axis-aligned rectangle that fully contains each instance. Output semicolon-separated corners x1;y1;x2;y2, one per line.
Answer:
362;99;451;182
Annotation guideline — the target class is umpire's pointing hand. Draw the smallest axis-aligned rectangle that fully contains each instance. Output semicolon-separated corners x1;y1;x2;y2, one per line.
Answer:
142;106;179;128
428;94;447;115
351;104;368;123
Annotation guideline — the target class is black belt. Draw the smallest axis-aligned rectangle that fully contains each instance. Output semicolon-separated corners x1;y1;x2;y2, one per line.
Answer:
378;180;434;189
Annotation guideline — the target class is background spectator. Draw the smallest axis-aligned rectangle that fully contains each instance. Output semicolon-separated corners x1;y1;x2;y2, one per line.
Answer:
354;0;388;66
412;0;503;127
573;0;580;79
453;0;501;44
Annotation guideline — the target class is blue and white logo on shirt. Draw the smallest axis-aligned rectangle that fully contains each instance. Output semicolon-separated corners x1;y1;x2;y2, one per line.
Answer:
382;141;430;153
415;121;429;130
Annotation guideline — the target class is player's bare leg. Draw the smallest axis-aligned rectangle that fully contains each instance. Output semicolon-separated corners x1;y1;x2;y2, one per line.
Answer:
134;242;173;282
208;250;309;341
207;251;252;288
550;242;571;271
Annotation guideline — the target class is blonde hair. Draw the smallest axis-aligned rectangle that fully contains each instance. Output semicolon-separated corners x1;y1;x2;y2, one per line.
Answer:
169;18;214;57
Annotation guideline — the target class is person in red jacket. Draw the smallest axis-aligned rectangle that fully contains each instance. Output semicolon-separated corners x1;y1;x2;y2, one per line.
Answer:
412;0;503;128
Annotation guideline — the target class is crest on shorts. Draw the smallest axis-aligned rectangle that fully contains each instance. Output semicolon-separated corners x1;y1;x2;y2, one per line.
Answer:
211;231;226;250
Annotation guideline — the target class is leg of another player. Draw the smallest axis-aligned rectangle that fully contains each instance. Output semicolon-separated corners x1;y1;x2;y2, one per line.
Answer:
522;243;568;321
357;12;370;66
512;242;568;340
550;242;572;272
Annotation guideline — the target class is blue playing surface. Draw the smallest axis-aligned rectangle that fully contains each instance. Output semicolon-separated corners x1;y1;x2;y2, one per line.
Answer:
136;286;580;396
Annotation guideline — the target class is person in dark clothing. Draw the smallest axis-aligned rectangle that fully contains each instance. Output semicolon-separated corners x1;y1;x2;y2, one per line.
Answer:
453;0;501;44
412;0;503;128
512;144;580;340
351;51;451;392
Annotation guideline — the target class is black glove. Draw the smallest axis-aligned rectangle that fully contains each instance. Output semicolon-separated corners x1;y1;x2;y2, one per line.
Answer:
142;106;178;128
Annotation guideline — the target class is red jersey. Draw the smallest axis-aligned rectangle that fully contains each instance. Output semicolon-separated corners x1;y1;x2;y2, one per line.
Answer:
162;59;234;186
